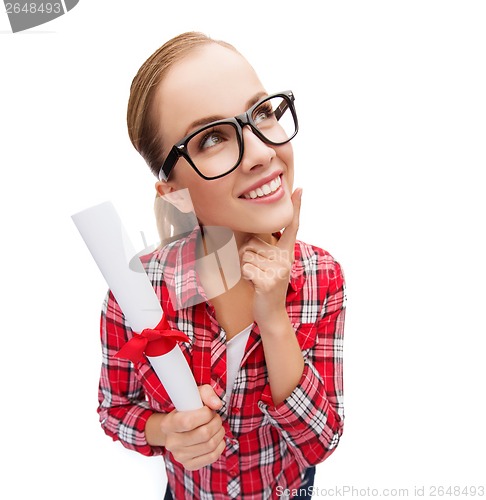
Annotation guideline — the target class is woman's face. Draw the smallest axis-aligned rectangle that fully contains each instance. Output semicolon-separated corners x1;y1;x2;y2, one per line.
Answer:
154;43;295;240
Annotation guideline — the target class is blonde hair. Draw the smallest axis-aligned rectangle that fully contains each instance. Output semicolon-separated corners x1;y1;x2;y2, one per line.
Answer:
127;31;238;178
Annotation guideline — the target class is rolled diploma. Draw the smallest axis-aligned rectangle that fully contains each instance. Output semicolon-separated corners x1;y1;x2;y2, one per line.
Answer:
72;201;202;411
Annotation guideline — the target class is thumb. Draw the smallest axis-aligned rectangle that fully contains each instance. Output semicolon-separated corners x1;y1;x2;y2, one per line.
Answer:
198;384;223;410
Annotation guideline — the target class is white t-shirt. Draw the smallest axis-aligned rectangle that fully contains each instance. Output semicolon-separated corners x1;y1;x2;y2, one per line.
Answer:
224;324;252;406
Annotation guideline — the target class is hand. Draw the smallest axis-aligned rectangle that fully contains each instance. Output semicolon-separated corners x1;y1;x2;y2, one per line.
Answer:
240;188;302;327
160;385;225;471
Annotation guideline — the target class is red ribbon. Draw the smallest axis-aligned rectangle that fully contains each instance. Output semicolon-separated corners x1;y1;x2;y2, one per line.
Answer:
114;317;190;364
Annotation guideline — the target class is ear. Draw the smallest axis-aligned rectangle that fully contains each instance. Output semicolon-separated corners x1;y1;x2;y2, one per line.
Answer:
155;183;196;215
155;180;173;197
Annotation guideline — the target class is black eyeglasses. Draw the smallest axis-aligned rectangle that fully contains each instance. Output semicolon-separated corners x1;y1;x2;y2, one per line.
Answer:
158;90;298;181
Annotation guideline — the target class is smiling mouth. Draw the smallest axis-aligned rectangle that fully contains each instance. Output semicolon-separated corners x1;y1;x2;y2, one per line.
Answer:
240;175;282;200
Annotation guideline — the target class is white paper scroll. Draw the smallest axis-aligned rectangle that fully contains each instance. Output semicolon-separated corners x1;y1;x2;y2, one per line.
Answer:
72;201;202;411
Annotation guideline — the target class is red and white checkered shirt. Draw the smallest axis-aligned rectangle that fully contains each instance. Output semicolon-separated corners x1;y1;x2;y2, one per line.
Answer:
98;231;346;499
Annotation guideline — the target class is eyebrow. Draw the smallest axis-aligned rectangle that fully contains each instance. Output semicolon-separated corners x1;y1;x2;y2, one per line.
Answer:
183;92;268;137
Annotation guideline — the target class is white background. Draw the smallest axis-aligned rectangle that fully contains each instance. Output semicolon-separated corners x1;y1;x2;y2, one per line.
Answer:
1;1;485;498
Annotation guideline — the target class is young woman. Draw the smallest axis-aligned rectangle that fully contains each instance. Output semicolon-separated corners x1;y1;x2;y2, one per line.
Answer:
98;32;346;499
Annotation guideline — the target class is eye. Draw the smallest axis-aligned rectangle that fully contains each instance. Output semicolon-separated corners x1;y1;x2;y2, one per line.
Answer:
188;124;236;159
200;132;223;150
195;126;230;151
253;103;274;124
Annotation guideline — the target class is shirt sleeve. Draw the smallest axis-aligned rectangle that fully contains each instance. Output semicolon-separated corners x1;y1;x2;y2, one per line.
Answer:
97;290;164;457
258;258;346;469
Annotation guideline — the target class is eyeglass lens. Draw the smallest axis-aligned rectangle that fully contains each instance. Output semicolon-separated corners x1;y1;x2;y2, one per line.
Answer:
186;95;296;179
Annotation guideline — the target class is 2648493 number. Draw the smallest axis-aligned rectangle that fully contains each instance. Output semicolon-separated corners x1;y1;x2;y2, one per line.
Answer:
430;485;485;496
5;3;62;14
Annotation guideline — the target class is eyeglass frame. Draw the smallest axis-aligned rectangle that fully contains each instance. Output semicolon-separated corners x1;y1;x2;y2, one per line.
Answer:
157;90;298;181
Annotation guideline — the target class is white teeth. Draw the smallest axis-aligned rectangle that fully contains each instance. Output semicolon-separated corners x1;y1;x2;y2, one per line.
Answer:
243;176;282;199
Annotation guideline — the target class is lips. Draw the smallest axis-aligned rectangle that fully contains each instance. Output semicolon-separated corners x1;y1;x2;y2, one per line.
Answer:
238;172;283;199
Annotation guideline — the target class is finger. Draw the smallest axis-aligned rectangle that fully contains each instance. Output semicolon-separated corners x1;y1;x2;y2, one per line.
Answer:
179;413;224;448
241;249;275;270
241;261;267;283
184;437;226;471
277;187;302;254
198;384;223;410
173;406;214;433
183;422;225;455
239;237;276;260
171;424;225;467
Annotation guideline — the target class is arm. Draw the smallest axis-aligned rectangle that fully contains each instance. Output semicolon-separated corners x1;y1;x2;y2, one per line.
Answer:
240;189;345;467
257;309;305;405
240;188;305;405
259;259;346;469
98;290;163;456
98;290;226;468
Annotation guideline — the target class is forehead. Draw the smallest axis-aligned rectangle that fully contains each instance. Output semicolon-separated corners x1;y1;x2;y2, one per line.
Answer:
153;44;266;139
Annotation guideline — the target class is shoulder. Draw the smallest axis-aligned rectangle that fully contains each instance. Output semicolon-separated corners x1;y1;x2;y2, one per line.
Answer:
138;231;195;281
287;240;346;323
139;231;203;313
294;239;345;285
293;241;347;320
137;242;181;305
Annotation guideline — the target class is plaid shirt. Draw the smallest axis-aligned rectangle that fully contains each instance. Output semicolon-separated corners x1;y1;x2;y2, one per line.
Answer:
98;230;346;499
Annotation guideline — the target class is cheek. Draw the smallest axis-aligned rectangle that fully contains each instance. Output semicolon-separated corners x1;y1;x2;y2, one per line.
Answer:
170;162;207;204
280;143;294;187
189;190;217;218
173;171;232;222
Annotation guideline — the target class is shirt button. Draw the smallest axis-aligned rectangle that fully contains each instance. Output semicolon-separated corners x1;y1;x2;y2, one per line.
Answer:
231;407;240;414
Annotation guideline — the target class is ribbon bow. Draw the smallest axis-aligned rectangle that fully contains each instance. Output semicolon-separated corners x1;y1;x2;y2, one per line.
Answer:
114;316;190;364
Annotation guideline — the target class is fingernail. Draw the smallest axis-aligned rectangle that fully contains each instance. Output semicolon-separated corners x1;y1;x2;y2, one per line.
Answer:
211;396;222;407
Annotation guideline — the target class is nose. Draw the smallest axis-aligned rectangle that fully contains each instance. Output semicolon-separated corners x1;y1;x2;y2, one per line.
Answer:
239;126;276;172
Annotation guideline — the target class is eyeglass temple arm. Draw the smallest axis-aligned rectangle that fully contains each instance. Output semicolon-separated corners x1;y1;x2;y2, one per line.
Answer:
274;100;289;121
159;147;181;181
